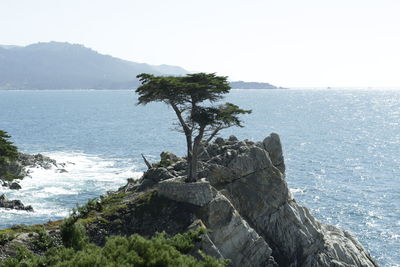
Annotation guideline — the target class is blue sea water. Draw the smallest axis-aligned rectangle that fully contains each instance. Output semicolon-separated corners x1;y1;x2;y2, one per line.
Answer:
0;89;399;266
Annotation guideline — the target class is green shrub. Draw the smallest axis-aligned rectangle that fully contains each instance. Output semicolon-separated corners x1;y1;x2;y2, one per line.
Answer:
75;198;100;218
100;191;126;206
0;233;15;245
0;245;35;266
0;228;228;267
31;227;56;251
60;217;88;250
166;227;208;253
154;152;176;168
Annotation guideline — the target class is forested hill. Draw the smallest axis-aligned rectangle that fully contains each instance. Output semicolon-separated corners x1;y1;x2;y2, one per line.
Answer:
0;42;280;90
229;81;280;89
0;42;188;90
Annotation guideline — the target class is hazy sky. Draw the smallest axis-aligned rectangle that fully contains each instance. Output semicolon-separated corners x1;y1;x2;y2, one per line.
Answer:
1;0;399;87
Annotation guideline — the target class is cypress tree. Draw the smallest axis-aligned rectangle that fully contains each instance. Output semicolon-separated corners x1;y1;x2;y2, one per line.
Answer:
0;130;20;181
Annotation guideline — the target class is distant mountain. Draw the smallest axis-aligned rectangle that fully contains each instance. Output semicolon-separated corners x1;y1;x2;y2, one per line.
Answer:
0;45;19;49
0;42;280;90
0;42;188;90
229;81;280;89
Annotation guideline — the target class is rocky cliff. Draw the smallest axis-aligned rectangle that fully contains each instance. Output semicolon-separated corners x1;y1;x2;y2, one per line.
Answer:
94;133;378;266
0;134;378;266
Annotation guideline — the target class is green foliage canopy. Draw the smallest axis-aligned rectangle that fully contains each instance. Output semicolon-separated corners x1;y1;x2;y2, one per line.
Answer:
0;130;19;163
1;228;228;267
0;130;20;181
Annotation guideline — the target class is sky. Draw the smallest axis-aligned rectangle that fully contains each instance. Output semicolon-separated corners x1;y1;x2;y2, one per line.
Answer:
1;0;400;88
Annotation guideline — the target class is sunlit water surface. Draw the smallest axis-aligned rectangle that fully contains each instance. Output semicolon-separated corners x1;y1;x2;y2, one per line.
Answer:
0;89;399;266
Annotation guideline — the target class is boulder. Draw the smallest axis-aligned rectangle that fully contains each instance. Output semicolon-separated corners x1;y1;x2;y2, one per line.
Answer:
0;194;33;211
158;179;215;207
228;135;238;142
138;167;175;190
9;182;22;190
214;137;225;146
263;133;285;175
160;151;179;162
18;153;58;169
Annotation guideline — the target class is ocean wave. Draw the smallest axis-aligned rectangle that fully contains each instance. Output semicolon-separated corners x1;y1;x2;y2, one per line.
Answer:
0;151;142;228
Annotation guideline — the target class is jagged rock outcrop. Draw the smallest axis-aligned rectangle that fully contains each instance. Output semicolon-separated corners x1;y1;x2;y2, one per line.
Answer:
17;153;59;170
0;153;61;190
120;133;377;267
0;153;60;213
263;133;285;174
0;194;33;211
198;191;277;266
194;133;377;266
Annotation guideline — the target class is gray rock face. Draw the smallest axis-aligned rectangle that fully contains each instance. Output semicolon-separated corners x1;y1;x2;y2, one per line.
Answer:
263;133;285;175
143;133;378;267
158;179;215;207
0;194;33;211
17;153;59;170
137;167;175;190
199;192;277;267
157;178;276;266
199;135;376;267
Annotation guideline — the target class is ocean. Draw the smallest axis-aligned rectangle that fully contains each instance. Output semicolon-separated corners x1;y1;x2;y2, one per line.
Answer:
0;89;399;266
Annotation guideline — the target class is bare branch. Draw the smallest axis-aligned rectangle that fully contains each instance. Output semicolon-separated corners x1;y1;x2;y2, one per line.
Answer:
141;154;152;169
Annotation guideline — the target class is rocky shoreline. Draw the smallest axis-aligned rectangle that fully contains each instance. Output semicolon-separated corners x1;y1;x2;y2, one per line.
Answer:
0;194;33;212
0;134;379;266
0;152;62;189
0;153;63;212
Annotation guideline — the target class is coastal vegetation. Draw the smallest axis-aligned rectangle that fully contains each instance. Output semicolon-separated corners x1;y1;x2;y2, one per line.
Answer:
0;192;227;267
0;228;227;267
0;130;21;183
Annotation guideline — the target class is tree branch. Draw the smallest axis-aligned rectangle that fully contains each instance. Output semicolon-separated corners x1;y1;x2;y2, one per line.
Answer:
141;154;152;169
171;103;190;134
206;125;223;142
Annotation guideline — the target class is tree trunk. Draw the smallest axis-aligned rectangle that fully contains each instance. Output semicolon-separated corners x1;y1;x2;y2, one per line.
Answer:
187;126;205;183
187;145;198;182
170;103;194;180
186;133;193;181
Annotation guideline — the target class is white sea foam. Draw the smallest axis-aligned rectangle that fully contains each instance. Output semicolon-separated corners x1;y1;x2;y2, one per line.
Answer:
0;151;143;227
290;188;305;195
